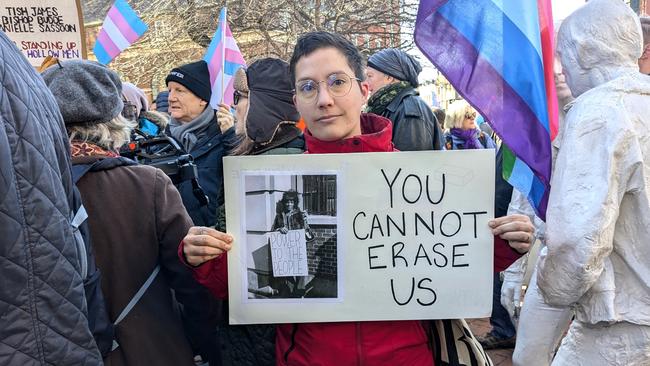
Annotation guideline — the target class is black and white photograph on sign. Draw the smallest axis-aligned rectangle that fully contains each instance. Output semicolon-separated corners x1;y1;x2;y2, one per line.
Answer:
242;173;339;301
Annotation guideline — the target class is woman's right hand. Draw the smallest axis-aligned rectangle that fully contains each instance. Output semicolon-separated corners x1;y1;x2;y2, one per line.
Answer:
183;226;233;266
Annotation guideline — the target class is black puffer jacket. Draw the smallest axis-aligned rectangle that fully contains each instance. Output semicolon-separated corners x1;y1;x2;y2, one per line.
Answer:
379;87;445;151
0;32;102;364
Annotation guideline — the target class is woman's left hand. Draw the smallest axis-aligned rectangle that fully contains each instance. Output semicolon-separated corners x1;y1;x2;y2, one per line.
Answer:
216;103;234;132
489;214;535;253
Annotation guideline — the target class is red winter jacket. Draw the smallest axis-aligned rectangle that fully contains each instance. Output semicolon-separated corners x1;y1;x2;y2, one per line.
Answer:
180;114;434;366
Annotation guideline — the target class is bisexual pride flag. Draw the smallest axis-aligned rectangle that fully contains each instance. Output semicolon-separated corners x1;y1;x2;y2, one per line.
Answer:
414;0;559;220
204;7;246;108
93;0;148;65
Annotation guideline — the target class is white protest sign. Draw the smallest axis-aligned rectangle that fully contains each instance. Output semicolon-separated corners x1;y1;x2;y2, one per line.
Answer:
268;229;308;277
224;150;495;324
0;1;86;67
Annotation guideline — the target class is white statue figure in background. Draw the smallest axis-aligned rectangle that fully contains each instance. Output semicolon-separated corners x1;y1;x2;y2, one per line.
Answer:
535;0;650;364
499;69;574;366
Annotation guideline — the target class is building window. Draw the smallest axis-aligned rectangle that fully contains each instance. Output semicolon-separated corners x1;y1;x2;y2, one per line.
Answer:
302;175;337;216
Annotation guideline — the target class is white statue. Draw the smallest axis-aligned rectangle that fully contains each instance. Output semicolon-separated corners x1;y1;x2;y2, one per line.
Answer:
536;0;650;364
499;37;576;366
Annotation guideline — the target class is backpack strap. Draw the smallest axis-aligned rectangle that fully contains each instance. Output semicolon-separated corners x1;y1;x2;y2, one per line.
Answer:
72;157;138;184
71;163;96;184
70;158;135;278
71;204;89;279
111;265;161;351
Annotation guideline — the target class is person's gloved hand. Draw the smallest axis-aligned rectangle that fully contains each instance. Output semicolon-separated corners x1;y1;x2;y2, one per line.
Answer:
501;256;526;325
216;103;234;132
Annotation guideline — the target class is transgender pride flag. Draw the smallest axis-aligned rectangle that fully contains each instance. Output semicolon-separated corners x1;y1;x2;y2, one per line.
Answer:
204;7;246;108
93;0;148;65
415;0;559;220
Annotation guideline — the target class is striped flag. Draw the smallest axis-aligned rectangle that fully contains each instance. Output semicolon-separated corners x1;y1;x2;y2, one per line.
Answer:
414;0;559;220
93;0;148;65
204;7;246;108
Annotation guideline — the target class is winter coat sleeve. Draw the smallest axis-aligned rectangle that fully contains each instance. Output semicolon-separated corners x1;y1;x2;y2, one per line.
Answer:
178;241;230;300
153;169;222;348
537;111;639;306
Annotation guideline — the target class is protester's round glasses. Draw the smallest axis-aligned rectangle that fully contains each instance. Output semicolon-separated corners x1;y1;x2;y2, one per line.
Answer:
294;73;361;102
233;90;247;106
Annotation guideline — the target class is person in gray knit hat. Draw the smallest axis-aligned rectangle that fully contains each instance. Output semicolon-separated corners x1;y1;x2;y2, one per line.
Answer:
42;59;134;151
42;58;224;366
365;48;444;151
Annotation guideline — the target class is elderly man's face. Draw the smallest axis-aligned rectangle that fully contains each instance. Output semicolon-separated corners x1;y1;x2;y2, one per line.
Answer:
167;81;207;123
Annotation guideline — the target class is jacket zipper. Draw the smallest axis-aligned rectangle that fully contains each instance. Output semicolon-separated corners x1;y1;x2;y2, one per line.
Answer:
356;322;363;366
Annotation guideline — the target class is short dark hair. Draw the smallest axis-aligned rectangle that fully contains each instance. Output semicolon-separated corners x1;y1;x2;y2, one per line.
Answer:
289;31;365;85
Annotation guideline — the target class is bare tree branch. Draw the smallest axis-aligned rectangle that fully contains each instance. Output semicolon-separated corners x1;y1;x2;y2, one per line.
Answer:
81;0;416;94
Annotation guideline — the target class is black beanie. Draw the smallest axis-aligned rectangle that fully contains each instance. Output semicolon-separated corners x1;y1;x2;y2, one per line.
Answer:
165;60;211;102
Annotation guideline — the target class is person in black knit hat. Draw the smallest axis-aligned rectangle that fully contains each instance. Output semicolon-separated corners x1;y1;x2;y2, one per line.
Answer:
164;59;237;366
165;60;236;227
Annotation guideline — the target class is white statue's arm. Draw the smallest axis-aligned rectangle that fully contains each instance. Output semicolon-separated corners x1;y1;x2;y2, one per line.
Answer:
537;110;636;306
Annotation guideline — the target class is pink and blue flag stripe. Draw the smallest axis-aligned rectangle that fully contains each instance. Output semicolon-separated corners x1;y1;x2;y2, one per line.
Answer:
415;0;559;220
93;0;148;65
204;8;246;108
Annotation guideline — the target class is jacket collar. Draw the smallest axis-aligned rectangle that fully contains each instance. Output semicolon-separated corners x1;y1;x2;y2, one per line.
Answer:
304;113;395;153
385;87;416;113
251;124;303;155
185;121;223;158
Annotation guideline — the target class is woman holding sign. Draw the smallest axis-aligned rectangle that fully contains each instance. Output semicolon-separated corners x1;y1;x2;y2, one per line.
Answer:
180;32;535;366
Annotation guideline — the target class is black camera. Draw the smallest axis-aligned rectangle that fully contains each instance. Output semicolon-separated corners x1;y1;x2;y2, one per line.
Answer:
121;131;209;206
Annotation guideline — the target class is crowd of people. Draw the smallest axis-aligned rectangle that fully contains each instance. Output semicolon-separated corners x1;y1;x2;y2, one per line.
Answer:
1;0;649;365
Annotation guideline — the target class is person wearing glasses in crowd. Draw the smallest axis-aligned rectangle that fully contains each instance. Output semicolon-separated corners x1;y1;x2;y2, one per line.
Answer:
206;57;306;366
179;31;535;366
365;48;445;151
443;100;496;150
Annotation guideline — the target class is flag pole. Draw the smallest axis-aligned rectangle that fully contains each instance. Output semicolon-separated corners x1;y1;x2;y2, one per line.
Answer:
220;6;227;105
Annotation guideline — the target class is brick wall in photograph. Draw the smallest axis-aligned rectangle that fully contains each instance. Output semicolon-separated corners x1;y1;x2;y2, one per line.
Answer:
307;224;337;277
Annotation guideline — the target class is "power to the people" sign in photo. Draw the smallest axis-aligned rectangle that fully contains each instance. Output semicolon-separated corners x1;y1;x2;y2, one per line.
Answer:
224;150;495;324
